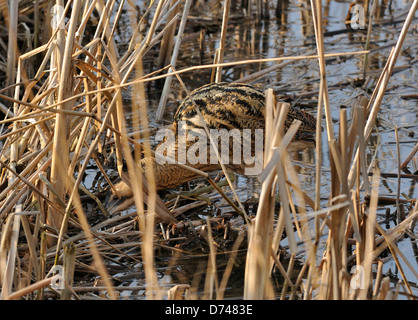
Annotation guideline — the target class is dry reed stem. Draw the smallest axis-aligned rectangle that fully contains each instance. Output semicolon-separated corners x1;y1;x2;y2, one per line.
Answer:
395;126;402;224
338;108;361;243
308;5;354;297
217;231;245;300
20;214;40;284
356;104;370;194
363;0;378;78
233;57;302;83
372;260;384;299
0;140;51;208
376;226;414;297
5;274;61;300
61;243;76;300
280;252;296;299
244;89;279;300
203;216;219;299
310;0;334;142
0;207;21;299
156;0;193;122
37;229;47;299
166;284;190;300
314;74;324;212
133;58;161;299
244;91;302;299
48;0;82;243
0;159;63;215
270;248;294;287
213;0;231;83
71;193;117;299
5;0;18;97
400;143;418;170
348;0;418;187
274;123;301;255
290;260;309;299
359;170;380;299
377;277;391;299
0;214;13;287
283;153;321;296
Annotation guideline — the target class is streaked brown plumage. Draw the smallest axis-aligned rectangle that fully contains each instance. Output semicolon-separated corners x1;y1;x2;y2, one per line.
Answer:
110;82;316;202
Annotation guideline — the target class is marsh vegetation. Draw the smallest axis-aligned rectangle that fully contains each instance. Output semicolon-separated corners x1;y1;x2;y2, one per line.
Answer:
0;0;417;300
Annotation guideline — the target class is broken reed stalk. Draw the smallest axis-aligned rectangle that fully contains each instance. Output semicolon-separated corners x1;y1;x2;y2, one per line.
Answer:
61;243;76;300
132;55;161;299
400;142;418;170
217;232;245;300
355;103;370;194
9;1;22;234
6;275;62;301
203;216;219;300
20;214;40;287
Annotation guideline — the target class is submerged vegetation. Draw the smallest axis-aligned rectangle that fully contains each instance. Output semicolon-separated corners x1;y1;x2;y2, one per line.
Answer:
0;0;417;300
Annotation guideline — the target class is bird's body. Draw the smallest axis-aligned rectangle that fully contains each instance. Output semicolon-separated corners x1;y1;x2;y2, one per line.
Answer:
174;82;315;137
112;82;316;197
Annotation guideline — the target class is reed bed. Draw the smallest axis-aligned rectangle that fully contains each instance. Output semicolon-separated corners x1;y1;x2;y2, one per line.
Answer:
0;0;417;301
